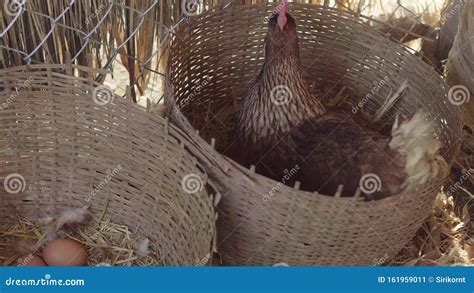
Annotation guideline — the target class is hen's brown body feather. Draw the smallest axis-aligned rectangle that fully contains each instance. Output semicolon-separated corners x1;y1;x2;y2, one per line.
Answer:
231;108;406;198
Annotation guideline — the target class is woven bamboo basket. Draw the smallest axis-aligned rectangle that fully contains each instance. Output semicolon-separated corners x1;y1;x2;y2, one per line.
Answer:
0;63;216;266
166;4;463;265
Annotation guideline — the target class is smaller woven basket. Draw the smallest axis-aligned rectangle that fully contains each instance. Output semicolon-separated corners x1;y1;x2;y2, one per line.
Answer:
0;62;216;266
167;3;463;265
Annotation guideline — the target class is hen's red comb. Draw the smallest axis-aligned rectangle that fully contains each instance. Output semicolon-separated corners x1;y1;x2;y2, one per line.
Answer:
277;0;288;31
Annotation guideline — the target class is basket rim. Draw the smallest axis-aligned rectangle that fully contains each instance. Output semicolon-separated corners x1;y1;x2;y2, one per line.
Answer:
166;3;463;204
183;2;426;57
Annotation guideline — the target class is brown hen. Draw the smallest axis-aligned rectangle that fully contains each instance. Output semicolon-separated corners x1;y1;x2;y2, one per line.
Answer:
228;0;446;200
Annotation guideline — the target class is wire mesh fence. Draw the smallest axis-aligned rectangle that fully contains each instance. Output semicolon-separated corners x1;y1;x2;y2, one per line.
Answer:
0;0;453;104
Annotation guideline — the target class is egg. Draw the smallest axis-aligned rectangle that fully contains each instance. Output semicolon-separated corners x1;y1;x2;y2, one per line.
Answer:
42;239;88;266
15;254;46;266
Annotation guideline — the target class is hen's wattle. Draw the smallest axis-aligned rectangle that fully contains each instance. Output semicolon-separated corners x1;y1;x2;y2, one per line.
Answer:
227;1;446;199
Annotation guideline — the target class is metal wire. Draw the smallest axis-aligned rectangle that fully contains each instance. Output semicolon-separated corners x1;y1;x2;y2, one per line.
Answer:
0;0;448;101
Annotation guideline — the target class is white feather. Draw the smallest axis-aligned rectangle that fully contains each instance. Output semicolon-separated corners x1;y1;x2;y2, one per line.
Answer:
135;238;150;256
36;217;54;225
56;206;89;229
389;111;447;191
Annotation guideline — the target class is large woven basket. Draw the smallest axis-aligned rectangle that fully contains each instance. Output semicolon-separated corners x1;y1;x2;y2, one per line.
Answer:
166;4;463;265
0;63;216;266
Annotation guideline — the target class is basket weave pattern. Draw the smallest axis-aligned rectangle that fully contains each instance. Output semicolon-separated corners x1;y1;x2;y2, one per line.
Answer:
167;4;463;265
0;64;216;266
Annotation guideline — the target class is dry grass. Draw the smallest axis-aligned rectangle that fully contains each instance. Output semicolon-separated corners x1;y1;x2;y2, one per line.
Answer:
391;192;472;266
0;0;163;100
0;209;160;266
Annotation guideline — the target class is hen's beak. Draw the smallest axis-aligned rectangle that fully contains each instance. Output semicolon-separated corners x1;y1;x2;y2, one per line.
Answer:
277;0;288;31
278;13;287;31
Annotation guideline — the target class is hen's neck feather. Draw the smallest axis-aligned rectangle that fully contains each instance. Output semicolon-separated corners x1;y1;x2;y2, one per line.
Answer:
237;52;326;144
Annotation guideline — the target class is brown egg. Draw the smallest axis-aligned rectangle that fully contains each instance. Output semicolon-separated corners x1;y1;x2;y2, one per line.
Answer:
43;239;88;266
15;254;46;266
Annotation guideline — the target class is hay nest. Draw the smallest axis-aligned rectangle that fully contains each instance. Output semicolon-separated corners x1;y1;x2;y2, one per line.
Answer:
0;208;160;266
166;3;463;265
0;62;217;266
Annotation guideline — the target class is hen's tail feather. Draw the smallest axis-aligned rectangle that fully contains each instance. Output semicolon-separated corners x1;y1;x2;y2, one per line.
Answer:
389;111;448;192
